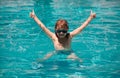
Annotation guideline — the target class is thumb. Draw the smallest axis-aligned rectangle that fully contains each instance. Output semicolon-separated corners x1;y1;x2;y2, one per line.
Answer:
32;9;35;14
90;10;92;14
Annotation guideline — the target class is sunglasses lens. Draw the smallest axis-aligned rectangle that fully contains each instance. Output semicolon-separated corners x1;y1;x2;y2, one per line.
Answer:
56;30;67;33
62;30;67;33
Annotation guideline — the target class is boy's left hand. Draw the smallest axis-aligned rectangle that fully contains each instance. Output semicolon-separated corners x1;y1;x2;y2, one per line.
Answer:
30;10;35;18
90;10;96;18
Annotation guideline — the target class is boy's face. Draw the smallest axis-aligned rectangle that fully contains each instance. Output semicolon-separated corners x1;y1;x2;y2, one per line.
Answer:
56;28;68;38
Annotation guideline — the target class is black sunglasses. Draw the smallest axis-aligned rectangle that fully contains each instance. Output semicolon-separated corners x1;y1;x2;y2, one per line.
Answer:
56;29;67;33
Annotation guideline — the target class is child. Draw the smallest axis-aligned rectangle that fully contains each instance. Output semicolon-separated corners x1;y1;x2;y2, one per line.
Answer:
30;10;96;62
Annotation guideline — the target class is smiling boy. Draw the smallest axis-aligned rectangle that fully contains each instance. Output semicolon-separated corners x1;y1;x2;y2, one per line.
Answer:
30;10;96;62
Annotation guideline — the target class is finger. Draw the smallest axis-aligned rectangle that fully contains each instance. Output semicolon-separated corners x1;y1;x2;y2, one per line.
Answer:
90;10;92;14
32;9;34;12
31;9;34;14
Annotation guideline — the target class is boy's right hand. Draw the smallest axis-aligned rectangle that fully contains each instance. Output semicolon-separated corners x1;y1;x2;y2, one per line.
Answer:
90;10;96;18
30;10;36;18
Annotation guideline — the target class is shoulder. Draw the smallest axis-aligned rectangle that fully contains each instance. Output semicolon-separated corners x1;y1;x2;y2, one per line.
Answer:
51;34;58;40
66;33;70;37
66;33;73;39
69;32;74;38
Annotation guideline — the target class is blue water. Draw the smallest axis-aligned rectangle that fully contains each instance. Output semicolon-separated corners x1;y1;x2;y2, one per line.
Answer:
0;0;120;78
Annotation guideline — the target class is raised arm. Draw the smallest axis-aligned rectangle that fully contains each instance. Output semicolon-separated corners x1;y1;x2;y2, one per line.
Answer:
70;10;96;37
30;10;54;38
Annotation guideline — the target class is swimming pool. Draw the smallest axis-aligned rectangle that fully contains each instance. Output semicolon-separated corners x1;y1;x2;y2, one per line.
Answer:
0;0;120;78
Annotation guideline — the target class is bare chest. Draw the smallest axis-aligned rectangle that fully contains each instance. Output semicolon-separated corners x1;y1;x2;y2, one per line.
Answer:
53;37;71;50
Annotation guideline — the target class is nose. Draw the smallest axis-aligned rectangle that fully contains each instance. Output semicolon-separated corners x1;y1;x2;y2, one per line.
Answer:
60;31;64;34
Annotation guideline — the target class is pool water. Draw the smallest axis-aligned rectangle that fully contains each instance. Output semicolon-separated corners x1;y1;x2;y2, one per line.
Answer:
0;0;120;78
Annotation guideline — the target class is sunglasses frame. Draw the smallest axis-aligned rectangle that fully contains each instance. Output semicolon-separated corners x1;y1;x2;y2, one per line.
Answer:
56;29;67;33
